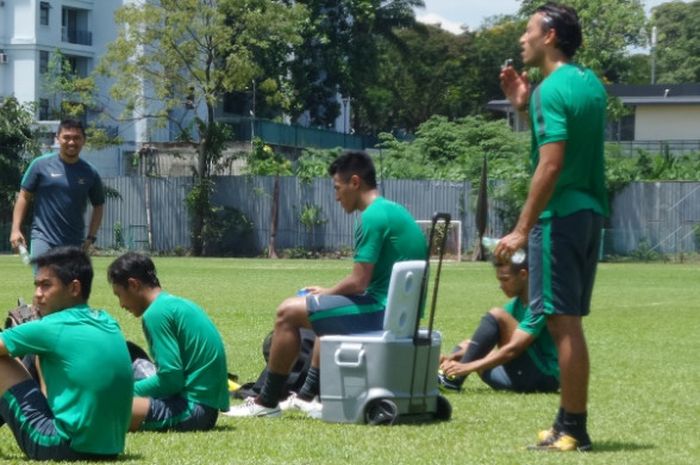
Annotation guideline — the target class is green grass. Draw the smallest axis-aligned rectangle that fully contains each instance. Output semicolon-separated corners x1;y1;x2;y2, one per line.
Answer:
0;256;698;464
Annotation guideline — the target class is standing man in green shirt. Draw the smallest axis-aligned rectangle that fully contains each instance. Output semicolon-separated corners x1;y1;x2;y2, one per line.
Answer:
0;246;133;461
227;150;427;418
498;2;608;452
107;252;230;431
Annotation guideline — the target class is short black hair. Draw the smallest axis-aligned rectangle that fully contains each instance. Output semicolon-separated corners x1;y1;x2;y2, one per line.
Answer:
32;246;94;300
107;252;161;288
328;150;377;189
535;2;582;59
57;119;86;138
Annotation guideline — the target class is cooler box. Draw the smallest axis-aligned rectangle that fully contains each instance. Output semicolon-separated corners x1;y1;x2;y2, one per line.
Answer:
320;328;442;424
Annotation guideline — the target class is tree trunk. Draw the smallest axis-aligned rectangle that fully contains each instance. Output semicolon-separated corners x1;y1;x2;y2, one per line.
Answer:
268;175;280;258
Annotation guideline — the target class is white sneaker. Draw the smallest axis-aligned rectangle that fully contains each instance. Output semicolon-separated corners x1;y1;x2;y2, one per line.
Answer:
279;392;322;419
223;397;281;418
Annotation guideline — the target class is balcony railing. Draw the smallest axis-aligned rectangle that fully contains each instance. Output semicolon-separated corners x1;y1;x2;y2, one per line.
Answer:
61;27;93;46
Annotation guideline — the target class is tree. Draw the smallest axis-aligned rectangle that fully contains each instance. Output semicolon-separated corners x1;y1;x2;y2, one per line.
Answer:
359;24;471;133
288;0;424;129
97;0;305;255
0;98;40;224
245;139;292;258
651;0;700;83
519;0;647;81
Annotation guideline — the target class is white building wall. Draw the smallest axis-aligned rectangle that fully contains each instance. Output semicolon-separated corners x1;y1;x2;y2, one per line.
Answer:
635;105;700;141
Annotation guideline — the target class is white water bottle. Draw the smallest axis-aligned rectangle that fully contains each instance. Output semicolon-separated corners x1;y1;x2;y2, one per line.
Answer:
18;244;31;265
482;236;526;264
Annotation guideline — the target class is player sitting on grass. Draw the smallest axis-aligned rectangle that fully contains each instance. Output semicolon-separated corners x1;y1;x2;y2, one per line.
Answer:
107;252;230;432
439;256;559;393
226;150;427;418
0;246;133;461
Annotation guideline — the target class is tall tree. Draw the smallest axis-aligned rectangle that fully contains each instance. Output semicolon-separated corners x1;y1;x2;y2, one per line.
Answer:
97;0;305;255
652;0;700;83
519;0;646;80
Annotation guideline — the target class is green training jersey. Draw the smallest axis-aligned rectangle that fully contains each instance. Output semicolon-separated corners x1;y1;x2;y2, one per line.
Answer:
354;196;427;305
0;305;133;455
529;63;609;219
135;292;229;411
504;297;559;379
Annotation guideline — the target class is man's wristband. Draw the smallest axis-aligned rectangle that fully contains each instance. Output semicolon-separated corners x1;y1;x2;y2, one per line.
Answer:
86;235;97;243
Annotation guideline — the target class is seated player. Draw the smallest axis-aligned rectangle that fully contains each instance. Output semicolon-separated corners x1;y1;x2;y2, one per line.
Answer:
226;150;427;418
107;252;230;431
0;246;133;461
439;256;559;393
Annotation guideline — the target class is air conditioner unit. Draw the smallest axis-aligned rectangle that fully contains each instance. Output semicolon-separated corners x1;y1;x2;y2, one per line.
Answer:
0;53;8;64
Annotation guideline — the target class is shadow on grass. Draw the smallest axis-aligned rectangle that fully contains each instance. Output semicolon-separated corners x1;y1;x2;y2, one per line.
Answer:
116;453;146;461
591;441;655;453
211;423;237;431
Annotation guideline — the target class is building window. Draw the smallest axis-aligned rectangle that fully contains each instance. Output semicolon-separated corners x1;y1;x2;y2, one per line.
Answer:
39;51;50;74
39;99;50;121
40;2;51;26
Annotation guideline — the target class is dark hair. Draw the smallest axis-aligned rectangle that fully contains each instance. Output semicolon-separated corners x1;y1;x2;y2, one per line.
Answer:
107;252;161;288
491;255;528;274
328;150;377;189
535;2;582;58
57;119;86;138
32;246;94;300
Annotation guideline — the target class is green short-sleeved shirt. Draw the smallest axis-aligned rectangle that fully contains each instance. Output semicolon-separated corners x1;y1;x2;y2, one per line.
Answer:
135;292;229;411
0;305;133;455
354;197;427;305
504;297;559;379
529;63;609;219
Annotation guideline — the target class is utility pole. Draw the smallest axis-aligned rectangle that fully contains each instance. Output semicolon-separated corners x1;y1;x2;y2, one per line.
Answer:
651;26;657;85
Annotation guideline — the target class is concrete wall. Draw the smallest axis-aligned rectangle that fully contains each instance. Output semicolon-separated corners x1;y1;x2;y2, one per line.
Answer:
635;105;700;141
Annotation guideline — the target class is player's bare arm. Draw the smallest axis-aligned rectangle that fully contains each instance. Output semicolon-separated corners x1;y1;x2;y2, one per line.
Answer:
496;141;564;257
307;262;374;296
10;189;33;249
442;329;534;377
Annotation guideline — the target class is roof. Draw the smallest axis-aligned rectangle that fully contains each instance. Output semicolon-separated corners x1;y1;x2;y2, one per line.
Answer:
487;83;700;112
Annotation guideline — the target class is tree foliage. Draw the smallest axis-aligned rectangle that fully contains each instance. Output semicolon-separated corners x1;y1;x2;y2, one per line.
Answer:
651;0;700;83
288;0;424;128
0;98;41;222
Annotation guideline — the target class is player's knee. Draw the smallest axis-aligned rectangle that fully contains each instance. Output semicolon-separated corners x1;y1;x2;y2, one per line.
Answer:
487;307;509;322
275;299;304;327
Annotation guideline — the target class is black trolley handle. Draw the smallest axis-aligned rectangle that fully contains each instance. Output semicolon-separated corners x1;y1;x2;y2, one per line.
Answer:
413;212;451;345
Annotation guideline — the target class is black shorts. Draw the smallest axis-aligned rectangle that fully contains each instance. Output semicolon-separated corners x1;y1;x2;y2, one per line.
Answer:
141;396;218;432
529;210;604;317
0;379;117;461
480;354;559;393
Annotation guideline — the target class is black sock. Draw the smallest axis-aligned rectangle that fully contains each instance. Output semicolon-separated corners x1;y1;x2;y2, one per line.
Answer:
257;371;288;408
449;313;499;386
297;367;320;401
562;410;589;440
553;406;564;432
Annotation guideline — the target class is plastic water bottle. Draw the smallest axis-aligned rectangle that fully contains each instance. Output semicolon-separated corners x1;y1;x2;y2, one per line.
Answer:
132;358;157;380
482;237;526;264
18;244;31;266
296;288;311;297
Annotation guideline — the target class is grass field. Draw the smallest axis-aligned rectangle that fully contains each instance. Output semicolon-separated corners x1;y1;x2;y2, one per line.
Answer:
0;255;697;465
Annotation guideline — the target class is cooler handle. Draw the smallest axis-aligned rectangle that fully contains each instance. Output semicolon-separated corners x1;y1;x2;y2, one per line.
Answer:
334;346;365;368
